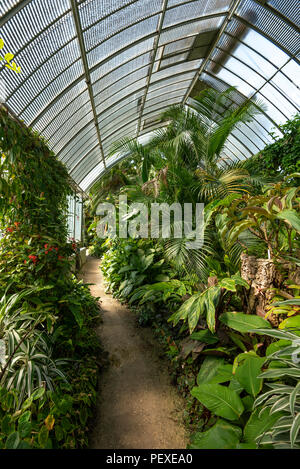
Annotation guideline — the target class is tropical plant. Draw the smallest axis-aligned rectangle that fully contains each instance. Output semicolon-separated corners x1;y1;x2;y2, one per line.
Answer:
217;180;300;259
0;107;102;449
189;351;280;449
252;328;300;448
265;285;300;330
169;273;250;333
249;114;300;179
101;236;173;299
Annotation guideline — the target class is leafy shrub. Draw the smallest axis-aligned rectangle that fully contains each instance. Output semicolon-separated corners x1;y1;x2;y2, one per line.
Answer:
0;108;102;449
88;237;107;258
253;328;300;448
251;114;300;178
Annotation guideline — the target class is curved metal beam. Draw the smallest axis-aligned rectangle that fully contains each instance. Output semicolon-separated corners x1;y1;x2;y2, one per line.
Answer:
183;0;243;104
70;0;106;169
136;0;168;137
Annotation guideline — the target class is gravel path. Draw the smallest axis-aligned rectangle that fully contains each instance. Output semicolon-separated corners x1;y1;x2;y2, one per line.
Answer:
81;256;189;449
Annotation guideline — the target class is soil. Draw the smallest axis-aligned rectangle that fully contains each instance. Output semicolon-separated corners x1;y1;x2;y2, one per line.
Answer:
81;256;189;449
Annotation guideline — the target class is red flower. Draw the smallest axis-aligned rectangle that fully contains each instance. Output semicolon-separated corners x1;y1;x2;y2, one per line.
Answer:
45;251;49;255
6;227;14;233
44;244;48;249
55;247;59;252
14;222;20;227
24;260;27;264
58;255;64;261
28;255;38;264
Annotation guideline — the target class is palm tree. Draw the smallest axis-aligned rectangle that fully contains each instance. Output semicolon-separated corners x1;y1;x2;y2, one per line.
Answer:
90;87;269;280
150;86;268;202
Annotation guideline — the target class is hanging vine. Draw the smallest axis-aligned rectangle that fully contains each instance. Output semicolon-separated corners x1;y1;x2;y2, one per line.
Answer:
0;106;75;286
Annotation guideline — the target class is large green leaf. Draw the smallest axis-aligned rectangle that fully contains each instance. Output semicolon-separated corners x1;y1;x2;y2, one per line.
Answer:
197;357;223;385
191;384;244;421
276;209;300;232
244;408;282;445
168;292;202;329
189;420;242;449
197;357;233;385
231;273;250;289
235;355;265;397
190;329;218;344
69;304;84;329
219;312;271;333
169;286;221;333
204;286;221;333
5;431;20;449
279;315;300;330
291;413;300;448
218;278;236;292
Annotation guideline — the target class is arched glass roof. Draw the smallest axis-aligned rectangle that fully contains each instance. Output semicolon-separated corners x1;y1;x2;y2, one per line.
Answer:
0;0;299;191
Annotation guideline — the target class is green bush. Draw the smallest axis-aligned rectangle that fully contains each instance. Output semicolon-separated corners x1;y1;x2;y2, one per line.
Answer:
0;108;102;449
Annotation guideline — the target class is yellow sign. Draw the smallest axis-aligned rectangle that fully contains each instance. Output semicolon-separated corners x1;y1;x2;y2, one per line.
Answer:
0;38;21;73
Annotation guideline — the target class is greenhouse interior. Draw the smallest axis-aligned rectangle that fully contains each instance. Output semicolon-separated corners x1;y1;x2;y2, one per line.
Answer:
0;0;299;452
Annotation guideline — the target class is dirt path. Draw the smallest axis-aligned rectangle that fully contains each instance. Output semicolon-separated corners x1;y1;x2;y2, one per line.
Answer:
81;256;189;449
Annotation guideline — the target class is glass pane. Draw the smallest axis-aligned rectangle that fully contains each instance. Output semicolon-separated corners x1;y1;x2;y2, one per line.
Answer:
212;53;265;89
58;122;96;162
94;68;149;106
80;162;105;190
163;0;230;28
214;67;255;97
143;96;184;115
160;52;188;69
268;0;300;26
217;35;277;80
282;60;300;88
78;0;134;30
47;102;92;149
98;90;144;127
89;38;154;77
147;79;191;99
260;83;298;119
151;60;200;84
159;16;225;46
271;72;300;112
226;19;289;68
66;136;99;170
144;89;186;110
34;80;88;132
95;77;147;114
236;0;299;55
163;37;195;55
87;16;158;68
79;0;162;32
7;38;82;117
227;135;252;159
256;92;287;125
41;90;90;139
52;110;94;154
91;52;151;91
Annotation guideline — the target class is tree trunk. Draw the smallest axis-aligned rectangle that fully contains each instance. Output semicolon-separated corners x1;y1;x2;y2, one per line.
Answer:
240;253;300;326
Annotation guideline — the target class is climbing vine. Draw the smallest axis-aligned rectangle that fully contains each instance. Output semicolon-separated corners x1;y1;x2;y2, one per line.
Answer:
0;107;102;449
251;114;300;178
0;106;74;285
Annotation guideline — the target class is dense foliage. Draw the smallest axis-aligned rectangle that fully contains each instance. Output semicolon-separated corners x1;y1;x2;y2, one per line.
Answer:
249;115;300;178
0;108;102;449
88;90;300;449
